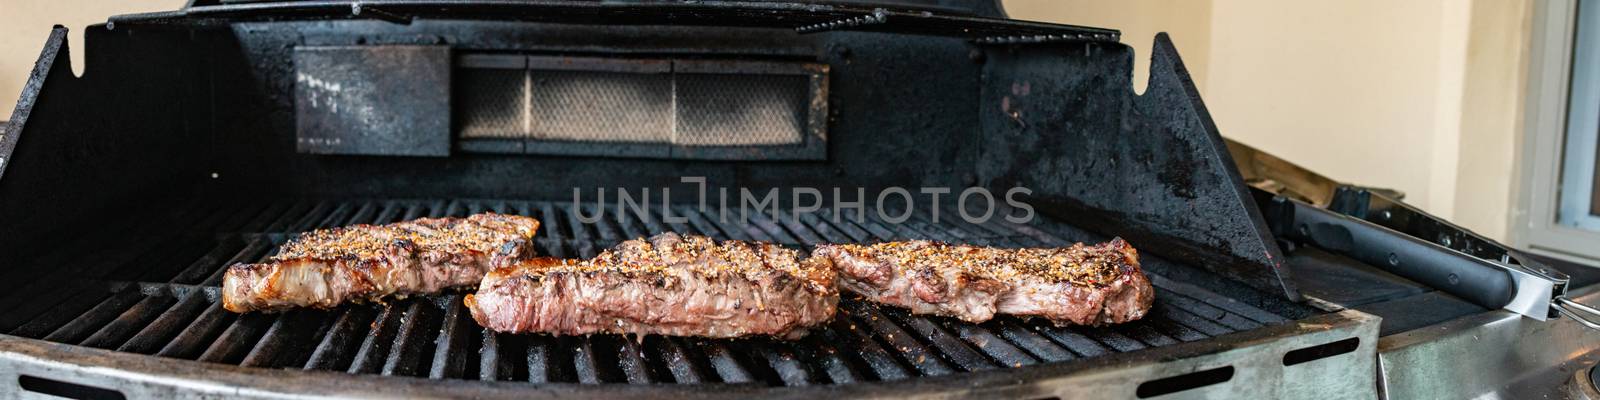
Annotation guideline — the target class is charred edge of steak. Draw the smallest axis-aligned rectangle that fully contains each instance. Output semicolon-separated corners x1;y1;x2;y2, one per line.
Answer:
222;213;540;313
466;233;838;339
812;237;1154;326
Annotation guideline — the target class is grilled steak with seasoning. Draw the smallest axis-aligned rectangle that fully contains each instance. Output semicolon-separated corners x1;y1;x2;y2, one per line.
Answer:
223;213;540;313
466;232;837;339
810;238;1153;325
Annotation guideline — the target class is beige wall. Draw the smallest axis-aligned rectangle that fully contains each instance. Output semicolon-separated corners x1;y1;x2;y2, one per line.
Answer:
1008;0;1530;241
1004;0;1211;94
0;0;178;115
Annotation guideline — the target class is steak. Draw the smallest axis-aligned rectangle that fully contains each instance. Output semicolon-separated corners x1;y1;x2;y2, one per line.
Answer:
809;238;1153;325
465;233;837;339
223;213;540;313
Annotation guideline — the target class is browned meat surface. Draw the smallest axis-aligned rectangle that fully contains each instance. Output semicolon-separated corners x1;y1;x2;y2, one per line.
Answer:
223;213;540;313
466;233;837;339
810;238;1153;325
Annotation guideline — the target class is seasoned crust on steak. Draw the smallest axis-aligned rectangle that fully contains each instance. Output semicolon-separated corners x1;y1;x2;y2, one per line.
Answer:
810;238;1153;325
222;213;540;313
465;233;837;339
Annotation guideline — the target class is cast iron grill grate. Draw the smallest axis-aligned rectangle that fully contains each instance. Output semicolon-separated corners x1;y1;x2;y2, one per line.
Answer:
0;198;1305;386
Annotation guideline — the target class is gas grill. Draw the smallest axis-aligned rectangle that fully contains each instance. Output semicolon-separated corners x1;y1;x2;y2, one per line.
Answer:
2;1;1598;398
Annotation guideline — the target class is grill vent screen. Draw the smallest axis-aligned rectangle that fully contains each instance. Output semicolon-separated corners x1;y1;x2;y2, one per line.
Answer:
459;69;526;139
677;74;809;146
458;56;827;160
528;71;675;143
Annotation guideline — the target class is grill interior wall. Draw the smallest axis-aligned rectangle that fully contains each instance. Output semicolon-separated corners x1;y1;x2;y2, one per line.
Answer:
204;22;986;200
0;18;1322;388
0;198;1314;386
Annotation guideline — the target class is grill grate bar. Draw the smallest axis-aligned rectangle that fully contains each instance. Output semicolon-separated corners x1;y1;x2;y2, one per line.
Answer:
1034;325;1112;358
0;198;212;296
1147;274;1288;325
199;237;273;286
526;336;555;383
478;332;507;381
873;308;997;372
239;310;333;368
118;295;211;354
1149;290;1264;332
1143;314;1211;342
156;303;236;359
1;233;173;333
1150;304;1230;337
573;338;604;383
933;318;1040;368
302;305;379;371
2;198;1316;388
841;302;953;376
1075;327;1147;353
382;300;445;377
697;340;756;383
615;336;655;384
429;295;474;379
39;290;146;344
347;302;406;374
258;201;316;233
195;312;274;363
168;238;246;285
991;319;1077;362
802;210;872;243
231;202;291;233
1113;324;1180;348
797;334;861;384
78;295;180;349
755;342;815;386
652;337;708;384
820;318;910;381
9;289;116;339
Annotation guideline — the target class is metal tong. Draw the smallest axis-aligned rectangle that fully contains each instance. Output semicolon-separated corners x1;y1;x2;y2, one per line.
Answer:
1228;139;1600;328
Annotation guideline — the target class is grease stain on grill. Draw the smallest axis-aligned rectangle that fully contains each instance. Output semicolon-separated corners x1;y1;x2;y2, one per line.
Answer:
0;199;1308;387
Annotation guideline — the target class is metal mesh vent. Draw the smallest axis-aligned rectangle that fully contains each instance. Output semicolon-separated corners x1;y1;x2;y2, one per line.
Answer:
459;69;526;139
454;56;827;160
676;74;807;146
528;71;674;143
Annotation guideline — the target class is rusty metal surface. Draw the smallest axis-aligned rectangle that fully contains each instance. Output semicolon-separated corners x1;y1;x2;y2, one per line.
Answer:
293;45;450;156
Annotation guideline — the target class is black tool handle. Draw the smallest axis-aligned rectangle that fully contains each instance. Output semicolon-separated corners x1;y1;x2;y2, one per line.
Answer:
1278;198;1515;309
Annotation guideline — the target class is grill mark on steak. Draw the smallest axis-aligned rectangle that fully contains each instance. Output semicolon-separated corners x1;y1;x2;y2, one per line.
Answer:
810;238;1153;326
466;233;837;339
222;213;540;313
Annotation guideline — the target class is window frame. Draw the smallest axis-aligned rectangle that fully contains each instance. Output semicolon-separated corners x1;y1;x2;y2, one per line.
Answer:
1515;0;1600;264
